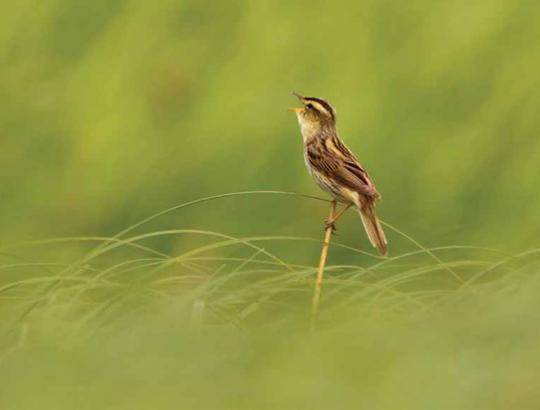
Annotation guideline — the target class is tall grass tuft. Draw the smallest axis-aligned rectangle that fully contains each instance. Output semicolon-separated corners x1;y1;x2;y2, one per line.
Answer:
1;192;539;409
0;192;534;334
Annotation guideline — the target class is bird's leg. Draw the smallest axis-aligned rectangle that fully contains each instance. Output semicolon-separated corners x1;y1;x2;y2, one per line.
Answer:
324;203;352;232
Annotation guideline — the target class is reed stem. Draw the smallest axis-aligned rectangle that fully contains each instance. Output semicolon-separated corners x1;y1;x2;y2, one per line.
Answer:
311;200;336;330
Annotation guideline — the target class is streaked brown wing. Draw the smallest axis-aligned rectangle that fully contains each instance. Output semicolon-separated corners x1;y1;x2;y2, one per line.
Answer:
306;141;378;198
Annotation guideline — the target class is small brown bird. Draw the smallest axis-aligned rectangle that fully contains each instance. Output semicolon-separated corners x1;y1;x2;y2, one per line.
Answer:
290;92;387;255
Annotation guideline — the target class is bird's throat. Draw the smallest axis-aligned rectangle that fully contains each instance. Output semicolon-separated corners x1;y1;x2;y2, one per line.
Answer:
297;118;322;143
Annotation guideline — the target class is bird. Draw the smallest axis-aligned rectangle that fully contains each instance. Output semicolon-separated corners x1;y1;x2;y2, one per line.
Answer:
289;92;388;256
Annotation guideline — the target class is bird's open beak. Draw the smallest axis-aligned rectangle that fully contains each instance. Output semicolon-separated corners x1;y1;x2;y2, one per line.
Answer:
289;91;304;112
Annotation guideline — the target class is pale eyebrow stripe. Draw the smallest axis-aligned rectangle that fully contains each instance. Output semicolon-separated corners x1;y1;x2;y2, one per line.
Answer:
304;97;335;119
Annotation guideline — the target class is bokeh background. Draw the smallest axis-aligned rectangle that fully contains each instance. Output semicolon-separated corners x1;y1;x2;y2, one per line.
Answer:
2;0;539;250
2;1;540;409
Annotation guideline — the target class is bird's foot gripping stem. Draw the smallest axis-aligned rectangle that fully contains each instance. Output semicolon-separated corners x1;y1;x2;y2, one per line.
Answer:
323;202;352;233
324;218;337;233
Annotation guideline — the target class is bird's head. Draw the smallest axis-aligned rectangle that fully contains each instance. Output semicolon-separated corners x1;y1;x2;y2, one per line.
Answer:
289;92;337;138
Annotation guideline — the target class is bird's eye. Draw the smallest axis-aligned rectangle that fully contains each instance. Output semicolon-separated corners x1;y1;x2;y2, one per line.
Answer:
306;103;314;110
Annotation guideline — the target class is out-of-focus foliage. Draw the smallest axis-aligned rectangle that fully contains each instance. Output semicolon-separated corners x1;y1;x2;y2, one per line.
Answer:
2;258;540;410
1;1;540;409
1;0;539;251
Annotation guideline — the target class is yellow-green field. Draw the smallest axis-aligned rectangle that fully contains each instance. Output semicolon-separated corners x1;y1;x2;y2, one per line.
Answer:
1;1;540;409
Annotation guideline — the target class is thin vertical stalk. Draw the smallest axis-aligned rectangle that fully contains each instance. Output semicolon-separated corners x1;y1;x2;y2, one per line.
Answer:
311;201;336;330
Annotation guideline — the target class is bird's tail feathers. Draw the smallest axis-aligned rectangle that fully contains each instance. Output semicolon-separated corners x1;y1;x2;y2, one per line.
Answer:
357;199;387;256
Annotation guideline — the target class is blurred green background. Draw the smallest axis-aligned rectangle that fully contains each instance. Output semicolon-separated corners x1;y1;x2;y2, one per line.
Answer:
2;1;540;409
2;0;539;250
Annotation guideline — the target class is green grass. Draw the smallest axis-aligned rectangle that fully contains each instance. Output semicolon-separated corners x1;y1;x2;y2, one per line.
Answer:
0;191;528;328
2;1;539;407
1;192;539;409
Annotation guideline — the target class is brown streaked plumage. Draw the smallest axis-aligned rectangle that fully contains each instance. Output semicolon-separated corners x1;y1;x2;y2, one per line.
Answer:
290;92;388;256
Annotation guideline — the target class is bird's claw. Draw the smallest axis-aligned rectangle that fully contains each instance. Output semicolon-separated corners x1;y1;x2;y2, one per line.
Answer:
324;219;337;233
